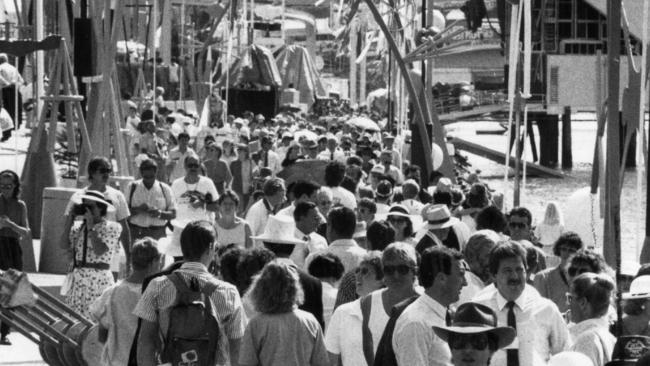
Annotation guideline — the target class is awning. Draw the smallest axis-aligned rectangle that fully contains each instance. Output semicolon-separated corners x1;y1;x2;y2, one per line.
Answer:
583;0;646;40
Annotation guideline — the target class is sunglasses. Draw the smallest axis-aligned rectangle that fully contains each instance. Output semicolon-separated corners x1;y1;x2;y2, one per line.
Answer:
558;246;579;254
186;163;200;169
355;266;372;276
98;168;112;174
449;334;489;350
568;266;590;277
508;222;527;229
383;264;412;276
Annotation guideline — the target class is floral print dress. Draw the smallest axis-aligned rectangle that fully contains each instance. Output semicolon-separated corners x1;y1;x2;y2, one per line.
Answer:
66;220;122;319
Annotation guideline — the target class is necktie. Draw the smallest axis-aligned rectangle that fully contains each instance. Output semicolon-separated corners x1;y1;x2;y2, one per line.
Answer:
330;151;334;160
303;235;309;242
445;307;453;326
264;151;269;167
506;301;519;366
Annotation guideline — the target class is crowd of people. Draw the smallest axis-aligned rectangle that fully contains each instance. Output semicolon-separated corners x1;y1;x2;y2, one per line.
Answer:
4;103;650;366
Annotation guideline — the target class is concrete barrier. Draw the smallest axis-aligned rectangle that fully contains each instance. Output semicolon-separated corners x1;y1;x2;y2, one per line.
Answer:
39;187;78;274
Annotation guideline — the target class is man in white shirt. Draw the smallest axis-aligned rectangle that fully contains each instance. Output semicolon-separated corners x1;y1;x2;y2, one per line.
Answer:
166;132;197;183
306;206;366;273
276;132;294;162
245;178;286;236
322;161;357;210
472;241;570;366
379;150;403;185
456;230;500;306
392;246;467;366
382;133;402;170
317;134;346;163
258;136;282;174
127;159;176;241
292;201;328;268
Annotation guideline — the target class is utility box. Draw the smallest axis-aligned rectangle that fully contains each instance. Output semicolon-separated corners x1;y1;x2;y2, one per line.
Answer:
39;187;78;274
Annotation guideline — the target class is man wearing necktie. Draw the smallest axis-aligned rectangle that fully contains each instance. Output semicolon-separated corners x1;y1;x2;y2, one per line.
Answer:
472;241;570;366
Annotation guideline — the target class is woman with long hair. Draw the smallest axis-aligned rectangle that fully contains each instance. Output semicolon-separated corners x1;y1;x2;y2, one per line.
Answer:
239;261;329;366
222;139;238;165
0;169;30;345
535;201;565;264
215;190;252;248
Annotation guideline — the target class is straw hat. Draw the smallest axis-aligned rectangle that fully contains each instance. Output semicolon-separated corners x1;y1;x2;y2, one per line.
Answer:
433;302;516;349
71;190;115;213
251;215;306;245
421;204;459;229
623;275;650;300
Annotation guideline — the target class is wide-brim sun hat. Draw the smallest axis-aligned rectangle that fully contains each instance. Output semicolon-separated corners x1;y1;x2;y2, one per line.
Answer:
251;214;307;245
421;203;459;229
433;302;516;350
71;190;116;213
623;275;650;300
386;204;411;218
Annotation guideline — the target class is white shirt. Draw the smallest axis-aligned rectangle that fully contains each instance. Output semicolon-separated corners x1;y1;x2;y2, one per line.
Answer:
472;284;570;366
317;148;347;163
569;316;615;366
325;299;368;366
322;281;338;329
323;186;357;210
245;198;273;236
259;149;282;174
0;62;23;87
170;176;218;222
401;199;425;215
292;228;328;269
306;238;366;274
127;180;175;227
167;147;198;182
392;293;452;366
454;271;486;307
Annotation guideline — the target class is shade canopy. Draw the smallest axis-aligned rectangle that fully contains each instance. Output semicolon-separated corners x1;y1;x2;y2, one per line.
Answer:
215;44;282;88
275;45;327;107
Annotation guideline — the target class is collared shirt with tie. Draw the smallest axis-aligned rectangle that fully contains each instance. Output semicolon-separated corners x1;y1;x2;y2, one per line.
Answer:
472;284;570;366
291;228;328;268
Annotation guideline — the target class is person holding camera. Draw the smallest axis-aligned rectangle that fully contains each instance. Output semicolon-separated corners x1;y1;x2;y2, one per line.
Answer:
64;190;123;319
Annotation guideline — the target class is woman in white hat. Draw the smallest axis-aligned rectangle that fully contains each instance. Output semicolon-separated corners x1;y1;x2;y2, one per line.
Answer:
386;204;416;245
620;275;650;336
433;302;516;366
64;190;122;320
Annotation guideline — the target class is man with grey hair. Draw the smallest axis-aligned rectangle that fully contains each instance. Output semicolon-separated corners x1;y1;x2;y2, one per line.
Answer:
401;179;425;215
0;53;23;141
456;229;501;305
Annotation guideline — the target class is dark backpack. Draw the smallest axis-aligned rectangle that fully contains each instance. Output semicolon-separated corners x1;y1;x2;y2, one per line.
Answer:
161;272;220;366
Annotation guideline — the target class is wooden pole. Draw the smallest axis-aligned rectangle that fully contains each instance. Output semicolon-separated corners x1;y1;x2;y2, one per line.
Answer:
513;90;521;207
605;0;622;335
561;106;572;169
350;19;358;107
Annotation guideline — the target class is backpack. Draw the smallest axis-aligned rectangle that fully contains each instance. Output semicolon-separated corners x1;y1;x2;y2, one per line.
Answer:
161;272;220;366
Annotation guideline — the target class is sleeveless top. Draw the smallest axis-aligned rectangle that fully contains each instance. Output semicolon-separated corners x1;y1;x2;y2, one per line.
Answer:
215;220;247;247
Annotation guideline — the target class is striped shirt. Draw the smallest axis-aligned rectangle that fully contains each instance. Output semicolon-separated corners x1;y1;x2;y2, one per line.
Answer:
133;262;247;365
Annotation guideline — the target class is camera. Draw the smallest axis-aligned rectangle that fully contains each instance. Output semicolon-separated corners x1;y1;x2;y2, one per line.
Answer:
72;204;88;216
